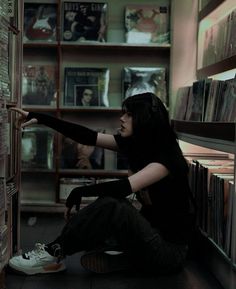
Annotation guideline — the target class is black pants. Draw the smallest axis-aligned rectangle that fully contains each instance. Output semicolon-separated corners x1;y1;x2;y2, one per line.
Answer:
58;196;188;274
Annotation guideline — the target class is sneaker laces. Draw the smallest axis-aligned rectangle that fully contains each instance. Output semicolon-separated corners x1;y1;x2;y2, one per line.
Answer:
25;243;47;260
50;243;63;263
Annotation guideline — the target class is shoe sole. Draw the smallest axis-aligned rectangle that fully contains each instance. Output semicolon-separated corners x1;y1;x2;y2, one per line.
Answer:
80;251;129;274
8;261;66;275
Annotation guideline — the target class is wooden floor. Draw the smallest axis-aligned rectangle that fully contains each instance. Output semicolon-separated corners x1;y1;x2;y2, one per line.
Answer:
5;212;224;289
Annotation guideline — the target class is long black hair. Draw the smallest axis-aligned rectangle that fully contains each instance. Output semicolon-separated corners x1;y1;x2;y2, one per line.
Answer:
122;93;178;148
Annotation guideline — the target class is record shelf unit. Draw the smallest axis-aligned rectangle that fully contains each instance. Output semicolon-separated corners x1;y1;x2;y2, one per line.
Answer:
0;0;23;283
171;0;236;288
21;0;178;211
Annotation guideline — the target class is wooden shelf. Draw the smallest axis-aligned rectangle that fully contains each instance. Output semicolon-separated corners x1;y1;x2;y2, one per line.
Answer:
20;201;65;213
22;106;57;112
22;41;170;60
198;0;225;20
22;106;122;113
60;42;170;59
23;42;58;48
59;107;121;113
197;55;236;78
21;169;56;173
172;120;235;142
61;41;170;49
24;41;170;52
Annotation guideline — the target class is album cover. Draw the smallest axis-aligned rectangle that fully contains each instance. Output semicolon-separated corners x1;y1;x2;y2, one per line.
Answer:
173;86;191;120
62;2;107;42
122;67;167;106
217;76;236;122
125;4;170;44
21;126;55;169
185;79;207;121
22;65;57;106
60;132;105;170
24;3;57;42
64;67;109;107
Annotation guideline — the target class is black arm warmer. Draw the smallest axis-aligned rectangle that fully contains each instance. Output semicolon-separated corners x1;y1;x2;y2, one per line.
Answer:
66;178;132;208
27;112;97;145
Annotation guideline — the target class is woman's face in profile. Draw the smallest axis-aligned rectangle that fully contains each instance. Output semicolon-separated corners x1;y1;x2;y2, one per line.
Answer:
119;112;133;137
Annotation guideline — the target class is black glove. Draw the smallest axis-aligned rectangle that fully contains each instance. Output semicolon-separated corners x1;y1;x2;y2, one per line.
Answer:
26;112;97;145
66;178;132;210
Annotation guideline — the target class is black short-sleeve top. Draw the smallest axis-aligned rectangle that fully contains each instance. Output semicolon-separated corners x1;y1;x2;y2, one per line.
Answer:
114;134;195;245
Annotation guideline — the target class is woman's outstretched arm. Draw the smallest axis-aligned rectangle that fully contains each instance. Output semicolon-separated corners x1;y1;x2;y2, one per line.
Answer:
10;108;118;150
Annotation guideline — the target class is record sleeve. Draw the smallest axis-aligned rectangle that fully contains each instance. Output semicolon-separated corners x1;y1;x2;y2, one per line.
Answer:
22;65;57;106
125;4;170;44
62;2;107;42
64;67;109;107
24;3;57;42
122;67;167;106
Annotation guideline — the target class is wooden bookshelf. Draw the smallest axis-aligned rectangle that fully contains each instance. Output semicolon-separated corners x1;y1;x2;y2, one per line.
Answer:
172;120;235;142
198;0;226;20
173;0;236;287
21;0;172;207
197;55;236;78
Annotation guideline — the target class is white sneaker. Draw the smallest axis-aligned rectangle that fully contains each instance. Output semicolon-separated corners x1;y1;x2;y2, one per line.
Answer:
8;243;66;275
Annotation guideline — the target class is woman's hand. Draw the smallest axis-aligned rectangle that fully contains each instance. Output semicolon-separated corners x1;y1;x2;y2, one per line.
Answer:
64;206;72;222
64;187;82;222
64;205;80;222
9;107;38;129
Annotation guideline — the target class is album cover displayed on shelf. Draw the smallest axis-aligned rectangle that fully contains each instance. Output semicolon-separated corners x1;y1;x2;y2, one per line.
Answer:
60;133;105;170
22;65;57;106
62;2;107;42
21;126;55;170
64;67;109;107
122;67;167;106
24;3;57;42
125;4;170;44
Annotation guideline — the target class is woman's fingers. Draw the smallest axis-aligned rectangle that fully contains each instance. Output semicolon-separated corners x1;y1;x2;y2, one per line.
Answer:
15;116;25;130
9;107;29;117
21;118;38;128
9;107;37;128
64;207;72;222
